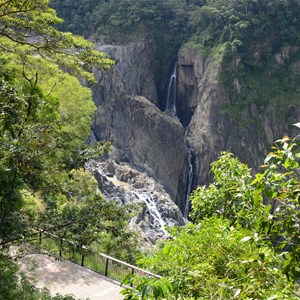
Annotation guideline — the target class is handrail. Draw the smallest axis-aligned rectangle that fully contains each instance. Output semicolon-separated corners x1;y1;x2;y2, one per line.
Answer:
30;229;161;283
95;252;161;279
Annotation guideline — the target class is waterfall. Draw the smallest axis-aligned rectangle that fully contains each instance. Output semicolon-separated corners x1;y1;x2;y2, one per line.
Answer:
184;150;193;219
134;191;168;235
165;63;177;115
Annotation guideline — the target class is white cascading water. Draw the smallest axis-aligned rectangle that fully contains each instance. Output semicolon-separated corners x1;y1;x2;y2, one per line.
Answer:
184;150;193;219
134;191;168;235
165;63;177;115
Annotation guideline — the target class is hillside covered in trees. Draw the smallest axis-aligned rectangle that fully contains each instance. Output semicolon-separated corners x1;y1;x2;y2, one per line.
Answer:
52;0;300;102
0;0;300;299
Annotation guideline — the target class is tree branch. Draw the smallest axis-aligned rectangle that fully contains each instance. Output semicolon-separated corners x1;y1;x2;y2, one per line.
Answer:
0;0;14;9
46;81;57;97
0;3;45;18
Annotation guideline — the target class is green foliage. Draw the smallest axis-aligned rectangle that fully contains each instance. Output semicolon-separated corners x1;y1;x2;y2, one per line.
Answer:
190;0;300;49
127;130;300;299
253;133;300;281
52;0;189;39
0;0;138;297
0;0;114;83
50;0;104;36
138;219;297;299
190;152;262;228
191;130;300;281
121;274;173;300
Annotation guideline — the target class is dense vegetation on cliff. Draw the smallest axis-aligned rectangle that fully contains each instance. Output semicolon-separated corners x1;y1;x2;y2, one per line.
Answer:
52;0;300;117
0;1;137;298
52;0;300;46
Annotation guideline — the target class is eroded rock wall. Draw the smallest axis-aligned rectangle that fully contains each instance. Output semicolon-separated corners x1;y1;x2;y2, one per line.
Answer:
90;40;300;218
177;44;300;186
91;41;189;212
178;46;228;185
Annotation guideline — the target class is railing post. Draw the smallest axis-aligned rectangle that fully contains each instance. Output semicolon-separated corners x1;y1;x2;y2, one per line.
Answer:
130;268;135;287
59;238;63;257
68;242;72;260
39;231;42;244
81;245;84;266
105;257;109;276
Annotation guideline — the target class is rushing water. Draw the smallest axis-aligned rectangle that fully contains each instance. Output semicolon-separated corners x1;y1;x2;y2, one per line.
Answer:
184;150;193;219
134;191;168;235
99;170;169;237
165;63;177;115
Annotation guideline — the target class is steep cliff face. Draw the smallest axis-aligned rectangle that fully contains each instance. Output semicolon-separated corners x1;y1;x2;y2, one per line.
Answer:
91;41;189;212
178;46;229;185
177;44;300;186
90;39;299;217
92;40;158;142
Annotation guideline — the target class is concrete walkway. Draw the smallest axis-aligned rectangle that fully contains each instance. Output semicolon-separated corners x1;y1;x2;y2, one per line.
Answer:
18;254;124;300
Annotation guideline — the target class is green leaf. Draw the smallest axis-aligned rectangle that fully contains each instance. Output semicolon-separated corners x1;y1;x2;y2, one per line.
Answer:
141;284;148;299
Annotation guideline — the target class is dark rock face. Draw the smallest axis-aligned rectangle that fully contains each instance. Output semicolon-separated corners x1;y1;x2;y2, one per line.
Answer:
177;44;300;187
92;41;158;143
90;40;300;219
178;46;229;185
91;42;189;212
110;95;189;212
95;41;158;104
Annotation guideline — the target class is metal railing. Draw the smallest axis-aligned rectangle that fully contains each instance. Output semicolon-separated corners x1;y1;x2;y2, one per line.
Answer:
30;230;160;284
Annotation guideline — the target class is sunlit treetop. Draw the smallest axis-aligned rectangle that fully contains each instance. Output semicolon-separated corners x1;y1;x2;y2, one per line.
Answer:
0;0;114;82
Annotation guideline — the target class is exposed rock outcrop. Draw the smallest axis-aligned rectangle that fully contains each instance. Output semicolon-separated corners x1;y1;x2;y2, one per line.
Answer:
86;159;186;246
90;39;300;223
94;41;158;105
91;42;189;211
92;41;157;143
178;46;228;184
111;95;189;211
177;44;300;186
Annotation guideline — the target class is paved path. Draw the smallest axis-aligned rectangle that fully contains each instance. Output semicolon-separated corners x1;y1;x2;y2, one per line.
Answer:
18;254;124;300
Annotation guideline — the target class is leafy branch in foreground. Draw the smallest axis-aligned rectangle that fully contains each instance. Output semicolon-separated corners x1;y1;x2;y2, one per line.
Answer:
0;0;114;82
0;1;137;298
121;274;173;300
253;127;300;281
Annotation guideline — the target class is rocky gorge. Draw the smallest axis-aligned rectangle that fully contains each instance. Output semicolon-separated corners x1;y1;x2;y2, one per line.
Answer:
87;39;300;243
